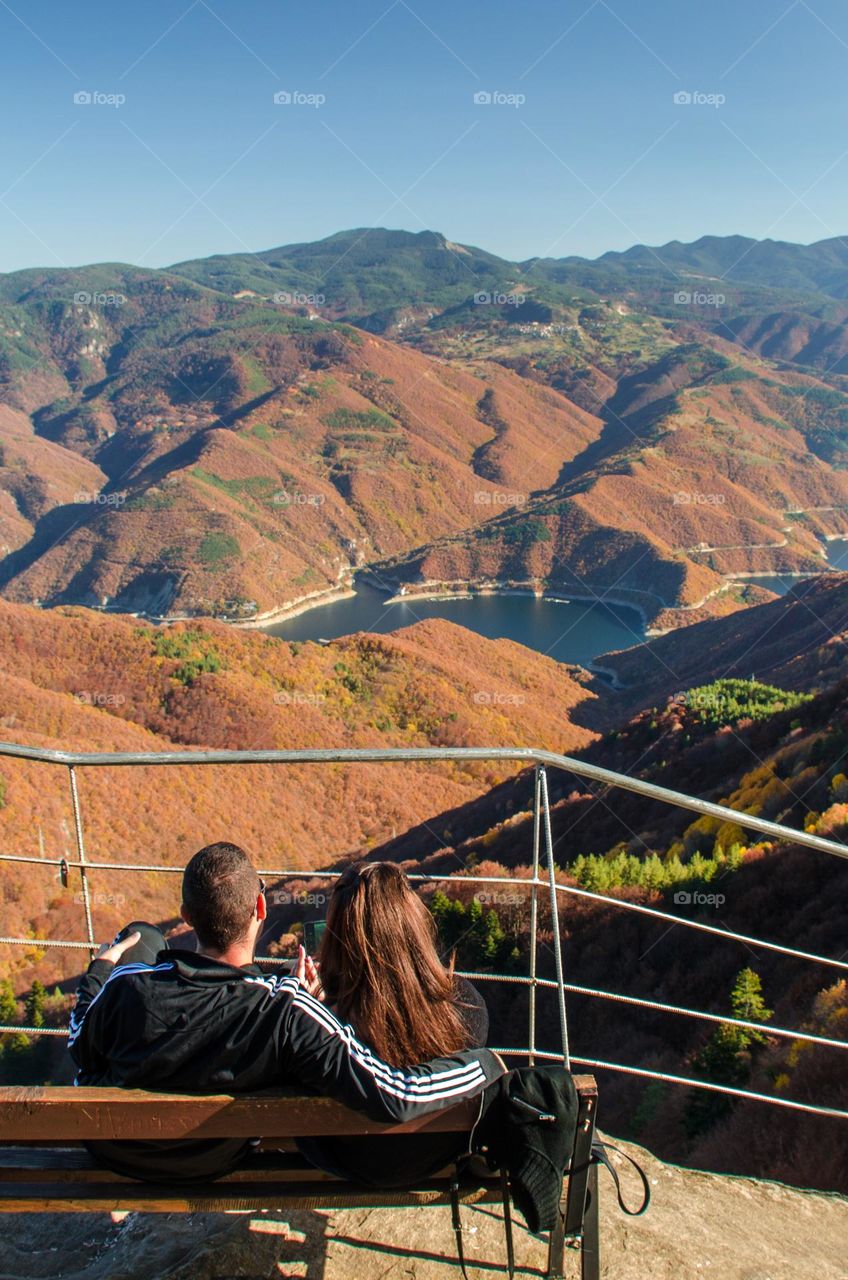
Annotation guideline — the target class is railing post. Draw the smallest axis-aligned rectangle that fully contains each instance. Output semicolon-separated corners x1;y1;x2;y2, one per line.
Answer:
540;766;570;1068
68;765;96;960
528;763;541;1065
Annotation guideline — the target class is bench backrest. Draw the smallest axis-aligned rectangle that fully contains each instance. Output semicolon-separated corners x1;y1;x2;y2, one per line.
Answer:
0;1075;597;1142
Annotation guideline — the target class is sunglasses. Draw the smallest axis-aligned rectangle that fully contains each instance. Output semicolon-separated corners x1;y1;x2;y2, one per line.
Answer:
258;878;266;898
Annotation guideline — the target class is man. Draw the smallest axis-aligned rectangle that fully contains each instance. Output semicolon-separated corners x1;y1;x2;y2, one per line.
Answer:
68;841;505;1182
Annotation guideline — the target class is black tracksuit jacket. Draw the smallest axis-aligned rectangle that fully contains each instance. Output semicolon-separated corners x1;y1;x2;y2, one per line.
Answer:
68;948;505;1182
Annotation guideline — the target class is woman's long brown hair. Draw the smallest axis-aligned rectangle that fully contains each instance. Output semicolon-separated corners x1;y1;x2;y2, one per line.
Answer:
318;862;469;1067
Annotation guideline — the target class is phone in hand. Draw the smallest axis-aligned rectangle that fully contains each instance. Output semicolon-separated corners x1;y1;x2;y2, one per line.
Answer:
304;919;326;953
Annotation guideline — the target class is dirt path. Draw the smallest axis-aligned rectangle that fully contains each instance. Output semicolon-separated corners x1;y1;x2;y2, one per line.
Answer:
2;1137;846;1280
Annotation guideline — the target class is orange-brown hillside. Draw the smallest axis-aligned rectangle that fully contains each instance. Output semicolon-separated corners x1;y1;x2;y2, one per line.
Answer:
372;347;848;625
6;264;848;632
594;573;848;704
0;599;603;990
0;313;603;619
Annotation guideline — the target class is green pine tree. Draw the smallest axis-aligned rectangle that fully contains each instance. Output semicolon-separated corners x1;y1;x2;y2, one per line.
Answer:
0;979;18;1025
25;980;47;1030
684;968;772;1139
730;968;773;1046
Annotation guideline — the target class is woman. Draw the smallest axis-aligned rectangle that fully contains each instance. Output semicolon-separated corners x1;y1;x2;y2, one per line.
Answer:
296;861;489;1187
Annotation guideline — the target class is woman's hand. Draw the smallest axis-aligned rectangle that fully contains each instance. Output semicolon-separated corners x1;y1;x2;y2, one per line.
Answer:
95;930;141;965
296;945;325;1000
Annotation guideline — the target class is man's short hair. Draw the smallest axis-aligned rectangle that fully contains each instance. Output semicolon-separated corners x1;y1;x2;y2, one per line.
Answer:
182;842;260;952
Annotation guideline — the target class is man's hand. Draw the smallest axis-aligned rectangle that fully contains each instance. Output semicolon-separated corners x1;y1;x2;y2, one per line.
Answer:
296;945;325;1000
95;930;141;966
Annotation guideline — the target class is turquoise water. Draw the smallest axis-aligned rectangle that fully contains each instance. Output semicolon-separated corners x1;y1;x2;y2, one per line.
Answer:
742;539;848;596
827;538;848;571
262;538;848;663
262;582;646;667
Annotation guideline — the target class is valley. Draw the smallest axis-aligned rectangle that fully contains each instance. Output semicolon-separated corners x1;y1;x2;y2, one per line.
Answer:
4;229;848;641
1;582;846;1193
2;228;848;1202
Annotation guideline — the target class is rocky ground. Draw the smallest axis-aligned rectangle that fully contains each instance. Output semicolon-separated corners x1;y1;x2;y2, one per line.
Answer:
2;1137;846;1280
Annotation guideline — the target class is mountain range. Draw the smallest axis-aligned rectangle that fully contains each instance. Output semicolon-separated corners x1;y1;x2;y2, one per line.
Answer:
3;228;848;627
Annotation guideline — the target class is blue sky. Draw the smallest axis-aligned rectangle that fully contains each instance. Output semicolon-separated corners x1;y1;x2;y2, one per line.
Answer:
2;0;848;271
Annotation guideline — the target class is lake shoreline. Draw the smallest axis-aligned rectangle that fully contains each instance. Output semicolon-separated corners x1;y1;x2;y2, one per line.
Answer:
231;583;357;630
255;575;654;638
359;573;657;631
221;549;848;648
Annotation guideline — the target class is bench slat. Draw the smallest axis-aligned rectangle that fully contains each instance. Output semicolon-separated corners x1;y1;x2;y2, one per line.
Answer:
0;1089;479;1141
0;1179;503;1213
0;1149;325;1183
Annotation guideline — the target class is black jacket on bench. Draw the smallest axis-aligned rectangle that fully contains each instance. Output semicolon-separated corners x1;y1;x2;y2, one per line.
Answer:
68;949;505;1183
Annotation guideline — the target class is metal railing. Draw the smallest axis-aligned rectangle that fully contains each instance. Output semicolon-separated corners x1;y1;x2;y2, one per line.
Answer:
1;741;846;1120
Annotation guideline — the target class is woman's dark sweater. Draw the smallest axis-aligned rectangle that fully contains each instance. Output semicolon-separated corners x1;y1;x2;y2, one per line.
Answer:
297;976;489;1187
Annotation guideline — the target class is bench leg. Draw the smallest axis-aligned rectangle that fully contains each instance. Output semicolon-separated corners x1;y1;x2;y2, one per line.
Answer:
546;1209;566;1280
581;1161;600;1280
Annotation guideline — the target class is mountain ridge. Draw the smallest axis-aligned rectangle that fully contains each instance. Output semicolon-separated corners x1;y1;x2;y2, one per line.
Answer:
4;227;848;627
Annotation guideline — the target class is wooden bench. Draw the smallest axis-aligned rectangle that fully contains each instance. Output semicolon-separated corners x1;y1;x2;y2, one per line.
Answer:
0;1075;599;1280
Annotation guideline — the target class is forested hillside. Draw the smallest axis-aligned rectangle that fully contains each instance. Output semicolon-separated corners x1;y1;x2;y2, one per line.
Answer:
0;598;602;995
4;229;848;630
345;671;848;1191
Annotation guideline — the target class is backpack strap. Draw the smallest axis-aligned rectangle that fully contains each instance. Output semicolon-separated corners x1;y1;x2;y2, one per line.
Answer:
449;1172;472;1280
449;1164;516;1280
500;1167;516;1280
591;1140;651;1216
